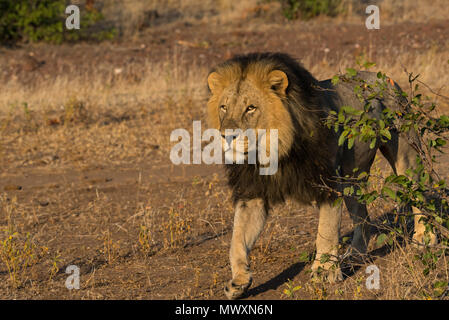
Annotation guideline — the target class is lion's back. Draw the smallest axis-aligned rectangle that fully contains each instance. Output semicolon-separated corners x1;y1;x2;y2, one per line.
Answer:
318;71;406;115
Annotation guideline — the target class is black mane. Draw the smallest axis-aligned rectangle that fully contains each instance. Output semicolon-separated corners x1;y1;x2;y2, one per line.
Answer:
222;52;336;206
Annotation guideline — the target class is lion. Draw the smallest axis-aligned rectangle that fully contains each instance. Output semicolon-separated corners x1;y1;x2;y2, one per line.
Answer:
206;52;437;300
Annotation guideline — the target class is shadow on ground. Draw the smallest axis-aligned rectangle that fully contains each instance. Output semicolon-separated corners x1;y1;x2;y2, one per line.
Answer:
245;261;306;298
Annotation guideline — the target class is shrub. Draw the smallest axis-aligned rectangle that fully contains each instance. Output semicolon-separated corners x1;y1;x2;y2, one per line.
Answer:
0;0;115;44
327;61;449;282
279;0;343;20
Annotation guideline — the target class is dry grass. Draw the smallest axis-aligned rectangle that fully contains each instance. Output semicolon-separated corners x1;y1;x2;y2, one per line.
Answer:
67;0;449;39
1;43;447;172
92;0;262;38
95;0;449;31
0;51;209;170
307;44;449;110
376;0;449;24
281;241;449;300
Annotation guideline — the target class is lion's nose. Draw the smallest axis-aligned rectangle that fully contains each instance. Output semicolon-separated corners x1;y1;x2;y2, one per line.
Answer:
222;133;239;146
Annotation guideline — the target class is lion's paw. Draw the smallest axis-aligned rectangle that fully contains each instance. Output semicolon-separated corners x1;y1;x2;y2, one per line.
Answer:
341;246;367;265
412;230;437;248
224;275;252;300
311;261;343;283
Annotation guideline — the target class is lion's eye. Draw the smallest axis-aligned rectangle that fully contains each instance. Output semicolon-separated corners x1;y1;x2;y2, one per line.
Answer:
220;105;227;112
246;105;256;113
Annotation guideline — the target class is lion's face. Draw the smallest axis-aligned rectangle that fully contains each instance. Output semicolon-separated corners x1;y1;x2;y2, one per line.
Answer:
207;62;295;163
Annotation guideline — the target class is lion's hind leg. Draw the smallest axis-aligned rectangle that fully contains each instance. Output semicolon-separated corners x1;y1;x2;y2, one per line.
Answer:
379;133;437;246
225;198;268;299
344;196;371;257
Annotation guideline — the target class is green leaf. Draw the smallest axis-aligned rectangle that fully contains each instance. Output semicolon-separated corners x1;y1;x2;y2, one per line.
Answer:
343;186;354;196
369;138;377;149
346;68;357;77
331;75;340;85
433;281;448;297
338;131;348;146
380;129;391;140
333;197;343;208
348;137;355;149
342;236;351;243
363;61;376;69
358;172;368;180
382;187;397;200
299;251;310;262
320;254;330;264
435;138;446;147
377;233;387;246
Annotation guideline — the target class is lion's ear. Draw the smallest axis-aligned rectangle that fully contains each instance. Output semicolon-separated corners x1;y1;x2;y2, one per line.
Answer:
207;72;223;95
268;70;288;94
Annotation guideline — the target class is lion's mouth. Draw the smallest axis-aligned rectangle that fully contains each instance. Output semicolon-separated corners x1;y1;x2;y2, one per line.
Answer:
223;146;250;155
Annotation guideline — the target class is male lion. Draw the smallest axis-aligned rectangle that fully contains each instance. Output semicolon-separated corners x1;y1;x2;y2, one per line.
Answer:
206;52;436;300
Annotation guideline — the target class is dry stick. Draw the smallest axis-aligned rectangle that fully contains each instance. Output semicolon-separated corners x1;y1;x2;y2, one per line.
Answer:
414;77;449;102
263;222;277;255
198;218;220;240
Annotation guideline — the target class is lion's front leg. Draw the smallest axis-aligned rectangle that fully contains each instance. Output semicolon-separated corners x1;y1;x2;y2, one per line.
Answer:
225;198;267;300
311;202;343;283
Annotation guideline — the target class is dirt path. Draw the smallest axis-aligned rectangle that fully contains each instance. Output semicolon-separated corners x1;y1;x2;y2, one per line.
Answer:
0;157;355;299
